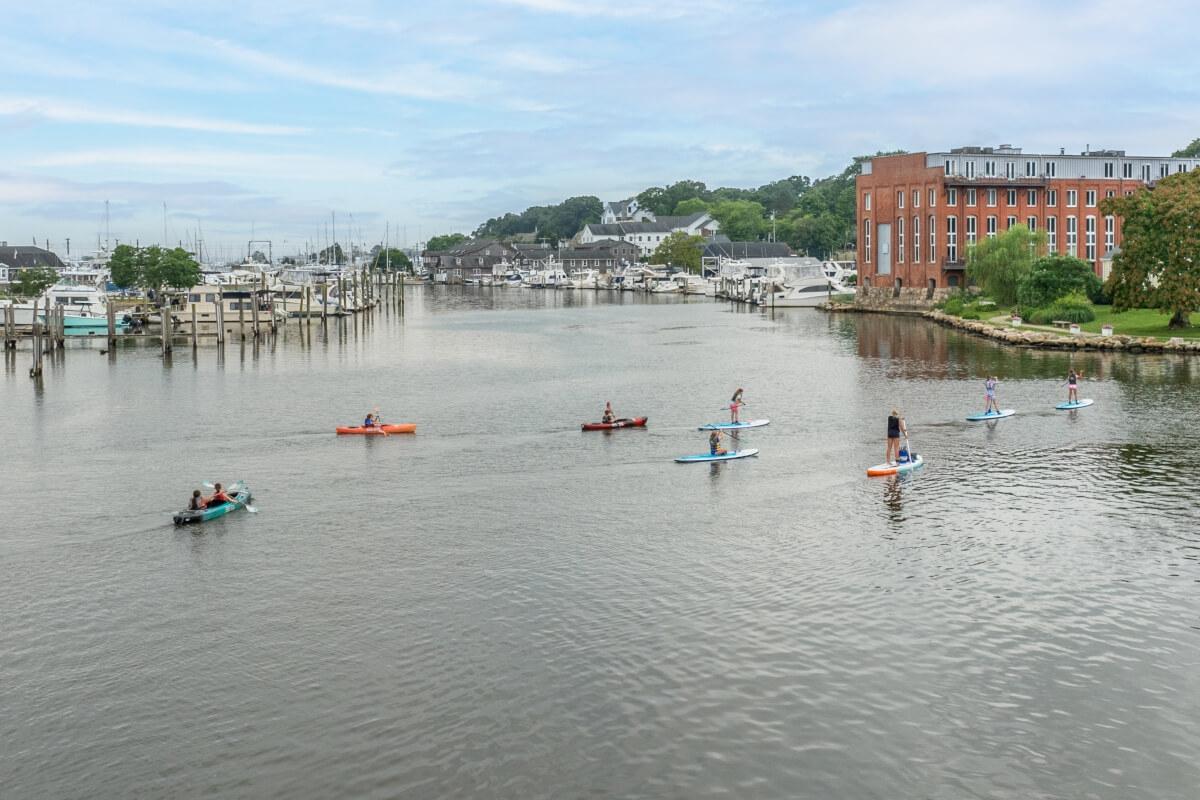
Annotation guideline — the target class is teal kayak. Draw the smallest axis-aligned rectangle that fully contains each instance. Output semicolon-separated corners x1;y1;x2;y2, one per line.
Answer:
173;482;252;525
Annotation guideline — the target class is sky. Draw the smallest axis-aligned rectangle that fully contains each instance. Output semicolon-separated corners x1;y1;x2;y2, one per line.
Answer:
2;0;1198;261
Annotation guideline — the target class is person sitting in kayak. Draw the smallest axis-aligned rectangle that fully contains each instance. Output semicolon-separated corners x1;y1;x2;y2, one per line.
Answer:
886;409;907;466
730;388;744;422
363;412;380;428
188;489;207;511
983;376;1000;415
602;402;615;424
1066;368;1082;404
206;483;235;507
709;430;727;456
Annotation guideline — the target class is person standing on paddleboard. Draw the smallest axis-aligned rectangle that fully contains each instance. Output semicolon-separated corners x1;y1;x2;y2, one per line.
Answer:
983;376;1000;415
1066;368;1082;404
886;409;907;465
730;388;745;423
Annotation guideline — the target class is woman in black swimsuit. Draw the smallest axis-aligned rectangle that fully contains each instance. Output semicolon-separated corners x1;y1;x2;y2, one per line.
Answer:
886;409;906;465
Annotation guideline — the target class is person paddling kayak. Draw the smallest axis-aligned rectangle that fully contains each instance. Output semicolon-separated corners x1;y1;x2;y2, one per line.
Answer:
1066;368;1083;404
602;401;615;424
729;388;745;422
188;489;207;511
983;376;1001;415
709;430;727;456
206;483;235;507
363;412;380;428
886;409;907;466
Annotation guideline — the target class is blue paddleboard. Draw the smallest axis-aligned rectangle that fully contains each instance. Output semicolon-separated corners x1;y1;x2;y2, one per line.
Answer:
697;419;769;431
675;448;759;463
966;409;1015;421
1056;399;1094;410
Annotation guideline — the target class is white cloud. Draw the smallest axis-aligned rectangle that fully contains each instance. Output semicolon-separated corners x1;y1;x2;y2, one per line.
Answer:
26;148;371;181
193;35;489;101
0;97;306;136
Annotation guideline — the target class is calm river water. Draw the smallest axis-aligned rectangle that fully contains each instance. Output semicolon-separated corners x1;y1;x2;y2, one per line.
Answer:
3;287;1199;799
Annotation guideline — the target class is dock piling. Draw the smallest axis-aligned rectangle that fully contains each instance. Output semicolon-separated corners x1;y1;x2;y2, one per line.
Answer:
216;288;226;345
191;305;198;348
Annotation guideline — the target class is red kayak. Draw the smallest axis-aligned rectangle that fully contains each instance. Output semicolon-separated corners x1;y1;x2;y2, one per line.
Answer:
336;423;417;435
581;416;647;431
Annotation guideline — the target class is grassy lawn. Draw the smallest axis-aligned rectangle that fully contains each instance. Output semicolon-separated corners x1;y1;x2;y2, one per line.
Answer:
1080;306;1200;339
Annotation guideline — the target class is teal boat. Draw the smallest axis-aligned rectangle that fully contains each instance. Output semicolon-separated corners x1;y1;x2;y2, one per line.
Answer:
173;482;252;526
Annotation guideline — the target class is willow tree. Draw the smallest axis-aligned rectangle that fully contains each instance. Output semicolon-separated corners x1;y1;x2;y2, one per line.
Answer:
965;225;1047;306
1101;170;1200;328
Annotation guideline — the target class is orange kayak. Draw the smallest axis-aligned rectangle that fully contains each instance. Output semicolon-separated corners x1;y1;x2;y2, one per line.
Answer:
336;424;416;435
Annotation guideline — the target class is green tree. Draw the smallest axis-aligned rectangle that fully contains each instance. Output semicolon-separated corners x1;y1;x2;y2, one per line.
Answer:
108;244;141;289
782;211;844;256
711;199;766;241
1017;254;1102;309
12;266;59;297
318;243;346;264
672;197;709;216
371;248;412;271
637;180;709;216
150;247;202;290
1172;138;1200;158
651;232;704;272
1102;170;1200;328
426;233;467;252
966;226;1047;306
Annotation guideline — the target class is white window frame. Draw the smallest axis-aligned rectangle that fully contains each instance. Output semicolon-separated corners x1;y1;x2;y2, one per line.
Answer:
1027;189;1037;206
984;159;996;177
947;188;958;206
913;189;920;209
986;216;997;239
1048;189;1058;207
1122;163;1133;179
1026;160;1037;177
912;215;920;263
1085;215;1096;260
966;215;977;246
897;190;905;209
864;192;871;211
897;216;905;263
1103;162;1114;178
1067;189;1078;207
1046;161;1057;177
987;188;996;207
967;188;977;206
864;220;872;262
1104;215;1115;254
1047;216;1057;252
929;188;936;208
1066;215;1078;257
1007;189;1017;206
966;161;976;178
1086;190;1096;207
929;214;936;263
1026;216;1037;231
947;216;958;263
1006;215;1016;230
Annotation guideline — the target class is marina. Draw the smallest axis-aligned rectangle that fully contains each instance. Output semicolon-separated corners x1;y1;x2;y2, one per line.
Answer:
4;288;1200;798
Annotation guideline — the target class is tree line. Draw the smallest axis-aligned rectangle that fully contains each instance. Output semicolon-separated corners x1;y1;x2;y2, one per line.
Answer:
431;153;903;255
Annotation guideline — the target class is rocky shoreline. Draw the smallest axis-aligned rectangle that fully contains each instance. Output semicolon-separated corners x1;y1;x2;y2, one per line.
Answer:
824;303;1200;353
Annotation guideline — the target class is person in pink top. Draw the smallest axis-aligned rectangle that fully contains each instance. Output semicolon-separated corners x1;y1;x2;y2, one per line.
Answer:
729;387;744;422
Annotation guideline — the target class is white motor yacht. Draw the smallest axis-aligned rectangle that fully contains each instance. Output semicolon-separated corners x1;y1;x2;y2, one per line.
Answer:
761;261;848;307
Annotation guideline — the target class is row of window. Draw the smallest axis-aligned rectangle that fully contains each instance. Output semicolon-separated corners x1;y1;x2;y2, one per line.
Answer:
863;214;1117;265
865;186;1131;212
944;159;1192;179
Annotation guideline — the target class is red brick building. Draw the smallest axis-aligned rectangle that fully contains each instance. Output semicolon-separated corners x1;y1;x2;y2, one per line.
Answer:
855;145;1200;295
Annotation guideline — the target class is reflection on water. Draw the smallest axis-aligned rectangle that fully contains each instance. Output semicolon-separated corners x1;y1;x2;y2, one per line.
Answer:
2;288;1199;799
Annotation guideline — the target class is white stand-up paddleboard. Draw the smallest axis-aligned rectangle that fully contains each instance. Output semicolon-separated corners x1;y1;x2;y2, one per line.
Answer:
866;454;924;477
697;419;770;431
966;409;1016;421
675;448;759;463
1056;399;1094;410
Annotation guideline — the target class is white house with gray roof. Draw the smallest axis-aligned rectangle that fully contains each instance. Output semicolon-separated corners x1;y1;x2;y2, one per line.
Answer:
578;212;720;257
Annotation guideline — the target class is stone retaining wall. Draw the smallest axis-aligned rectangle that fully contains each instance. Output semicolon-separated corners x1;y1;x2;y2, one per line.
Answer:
924;310;1200;353
822;303;1200;353
855;285;956;312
